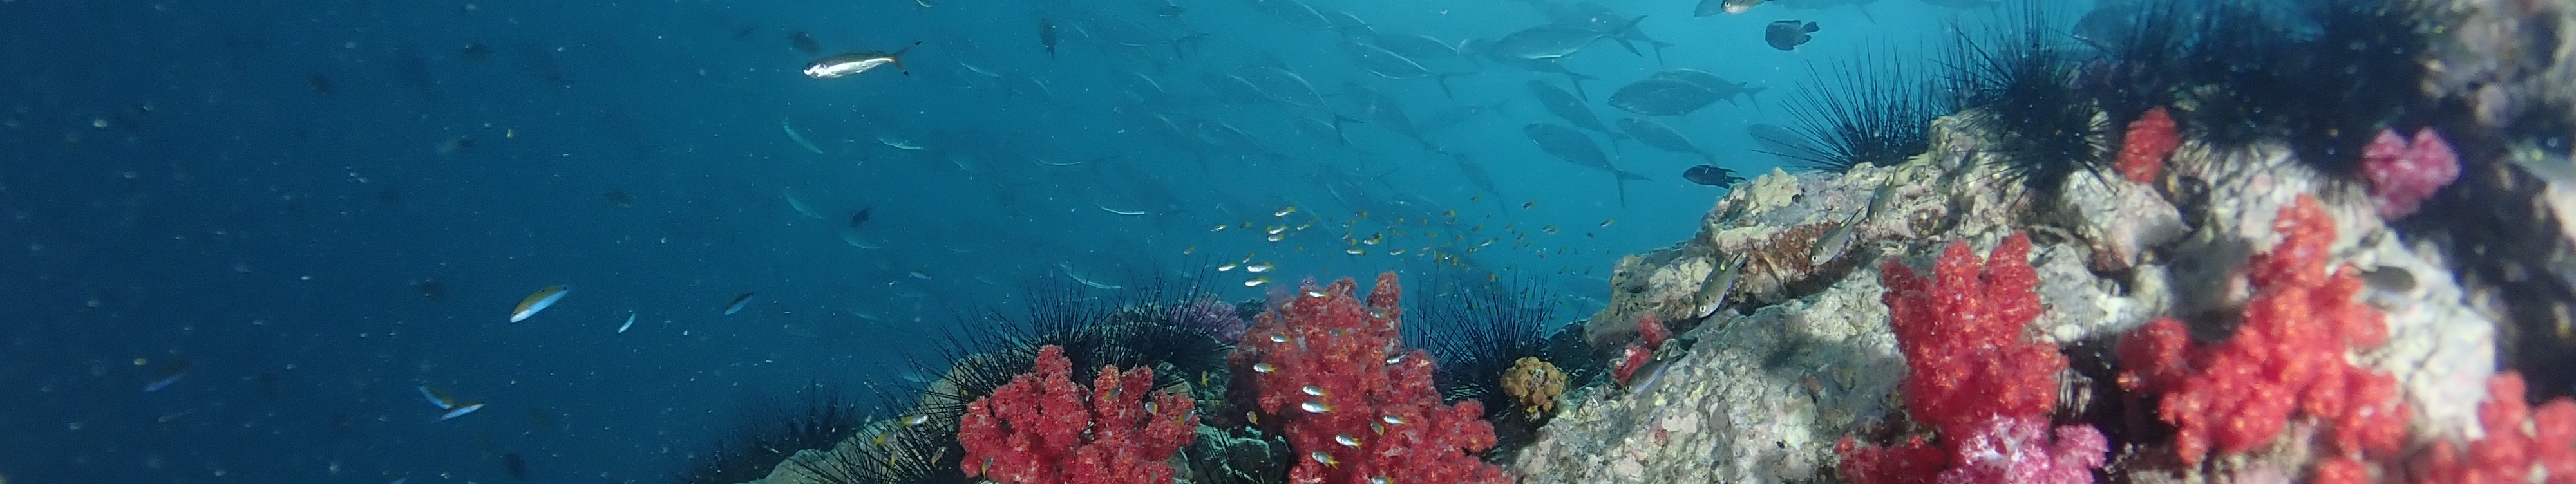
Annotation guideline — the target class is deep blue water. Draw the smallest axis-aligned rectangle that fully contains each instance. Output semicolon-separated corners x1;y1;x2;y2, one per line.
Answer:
0;0;2001;482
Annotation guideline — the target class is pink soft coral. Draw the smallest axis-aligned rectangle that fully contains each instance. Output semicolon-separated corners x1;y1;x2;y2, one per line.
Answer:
1936;415;2108;484
2361;127;2461;218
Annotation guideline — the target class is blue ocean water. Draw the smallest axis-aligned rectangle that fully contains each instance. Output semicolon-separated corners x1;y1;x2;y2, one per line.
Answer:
0;0;2000;482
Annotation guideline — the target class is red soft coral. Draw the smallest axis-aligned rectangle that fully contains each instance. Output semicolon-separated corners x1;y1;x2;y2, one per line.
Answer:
1879;232;2058;438
1840;233;2105;484
1613;313;1669;384
2410;371;2576;484
1233;273;1508;484
2116;195;2409;469
958;345;1198;484
2116;107;2180;183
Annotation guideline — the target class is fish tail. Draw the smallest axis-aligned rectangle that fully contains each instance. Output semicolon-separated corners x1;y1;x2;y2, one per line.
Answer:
1565;72;1596;100
893;41;924;75
1433;73;1461;99
1613;172;1630;207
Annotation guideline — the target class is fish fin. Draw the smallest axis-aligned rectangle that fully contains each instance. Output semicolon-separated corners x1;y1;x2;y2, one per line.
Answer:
893;41;923;75
1612;172;1630;207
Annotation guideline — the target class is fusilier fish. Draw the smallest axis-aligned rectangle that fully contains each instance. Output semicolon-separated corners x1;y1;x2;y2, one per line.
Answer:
511;285;569;323
724;293;755;315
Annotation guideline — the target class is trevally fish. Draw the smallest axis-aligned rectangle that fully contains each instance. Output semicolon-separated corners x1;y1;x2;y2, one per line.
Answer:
1653;69;1767;109
1608;77;1722;116
1240;64;1332;111
1616;117;1718;163
1339;41;1464;98
1243;0;1334;30
1527;80;1627;142
1484;17;1644;62
1522;124;1648;205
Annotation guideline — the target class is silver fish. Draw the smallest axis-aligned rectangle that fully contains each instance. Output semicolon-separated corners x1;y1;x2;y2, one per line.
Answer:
1608;77;1723;116
802;41;923;78
1245;0;1335;30
1692;254;1749;318
1522;124;1649;205
1616;117;1716;163
1485;17;1644;61
1340;41;1462;98
1528;80;1625;140
1651;69;1767;108
1240;64;1332;111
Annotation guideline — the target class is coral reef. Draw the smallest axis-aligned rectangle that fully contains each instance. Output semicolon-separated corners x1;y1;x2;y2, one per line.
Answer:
1500;357;1566;416
956;345;1198;484
1232;274;1509;484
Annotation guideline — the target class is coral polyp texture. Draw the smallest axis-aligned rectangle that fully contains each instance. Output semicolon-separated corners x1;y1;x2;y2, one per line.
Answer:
1231;273;1508;484
2116;196;2409;471
1499;357;1566;416
2411;371;2576;483
1837;232;2105;484
2115;106;2178;184
956;344;1199;484
2358;127;2461;219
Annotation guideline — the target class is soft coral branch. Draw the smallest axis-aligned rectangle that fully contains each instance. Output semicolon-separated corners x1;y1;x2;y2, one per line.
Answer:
2115;195;2408;471
1839;233;2105;484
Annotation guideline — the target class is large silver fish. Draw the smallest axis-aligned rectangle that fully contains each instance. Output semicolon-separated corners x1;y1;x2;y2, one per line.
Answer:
1343;82;1443;153
803;41;923;78
1486;17;1645;61
1607;77;1722;116
1651;69;1768;108
1243;0;1334;30
1616;117;1717;163
1523;123;1649;205
1202;72;1278;107
1241;64;1332;111
1340;41;1463;97
1528;80;1626;142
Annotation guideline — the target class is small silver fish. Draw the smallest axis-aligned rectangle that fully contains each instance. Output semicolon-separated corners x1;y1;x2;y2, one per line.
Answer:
1808;212;1866;267
802;41;923;79
1693;254;1748;318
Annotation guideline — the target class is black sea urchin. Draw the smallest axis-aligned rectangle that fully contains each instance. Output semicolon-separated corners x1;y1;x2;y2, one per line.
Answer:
1771;46;1949;174
1403;268;1565;459
1946;1;2110;205
906;272;1230;427
2174;0;2445;180
673;387;867;484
